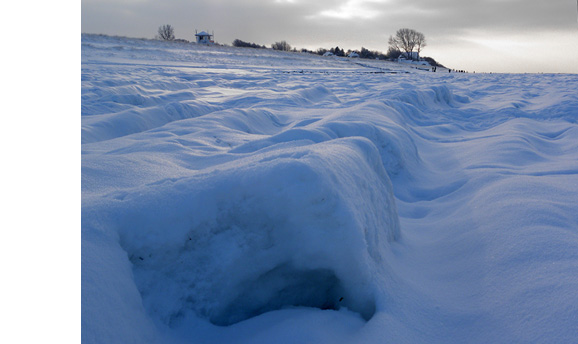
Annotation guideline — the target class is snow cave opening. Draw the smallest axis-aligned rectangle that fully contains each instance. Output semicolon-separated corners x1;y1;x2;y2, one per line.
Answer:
208;263;373;326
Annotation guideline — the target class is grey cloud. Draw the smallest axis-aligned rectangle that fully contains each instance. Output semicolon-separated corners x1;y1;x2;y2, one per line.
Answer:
82;0;574;44
381;0;575;33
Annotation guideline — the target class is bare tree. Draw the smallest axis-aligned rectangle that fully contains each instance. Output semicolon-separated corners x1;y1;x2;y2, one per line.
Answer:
158;24;175;41
388;28;426;60
388;28;415;58
415;31;427;57
271;41;291;51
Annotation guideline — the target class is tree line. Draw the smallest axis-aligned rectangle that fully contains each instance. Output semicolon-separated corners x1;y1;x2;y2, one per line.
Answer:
232;28;437;64
155;25;443;66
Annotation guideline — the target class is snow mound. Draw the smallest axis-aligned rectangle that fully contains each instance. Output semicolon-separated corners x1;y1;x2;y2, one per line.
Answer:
115;137;399;326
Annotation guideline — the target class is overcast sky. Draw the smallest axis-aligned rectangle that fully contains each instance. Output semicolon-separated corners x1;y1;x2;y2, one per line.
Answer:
82;0;578;73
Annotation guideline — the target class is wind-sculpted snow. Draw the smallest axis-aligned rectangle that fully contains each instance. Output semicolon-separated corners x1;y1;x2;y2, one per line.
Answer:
110;138;398;327
82;35;578;344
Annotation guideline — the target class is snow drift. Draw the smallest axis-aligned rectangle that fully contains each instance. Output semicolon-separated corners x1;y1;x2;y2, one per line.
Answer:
82;34;578;344
113;137;399;327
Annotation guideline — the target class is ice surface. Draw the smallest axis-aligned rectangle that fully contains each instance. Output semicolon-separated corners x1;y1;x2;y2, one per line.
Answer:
82;35;578;343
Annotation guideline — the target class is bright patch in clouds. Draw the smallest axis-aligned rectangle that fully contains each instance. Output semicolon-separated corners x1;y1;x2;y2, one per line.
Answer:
317;0;385;20
428;30;578;73
467;37;532;50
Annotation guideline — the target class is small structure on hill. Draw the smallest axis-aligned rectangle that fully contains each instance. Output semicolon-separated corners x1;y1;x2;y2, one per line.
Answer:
398;52;419;61
195;30;214;44
348;52;359;58
397;51;431;67
323;51;335;57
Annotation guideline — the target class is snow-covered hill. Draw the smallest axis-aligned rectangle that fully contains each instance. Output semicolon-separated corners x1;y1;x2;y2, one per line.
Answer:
82;34;578;343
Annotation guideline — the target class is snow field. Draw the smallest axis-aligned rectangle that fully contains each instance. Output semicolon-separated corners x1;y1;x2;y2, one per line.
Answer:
82;35;578;343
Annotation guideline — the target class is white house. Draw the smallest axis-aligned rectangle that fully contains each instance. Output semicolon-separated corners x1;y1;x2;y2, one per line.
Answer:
195;31;214;44
397;51;431;66
323;51;334;57
398;51;419;61
347;52;359;58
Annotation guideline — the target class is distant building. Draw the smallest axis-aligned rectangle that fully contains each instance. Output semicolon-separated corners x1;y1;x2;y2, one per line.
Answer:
347;52;359;58
323;51;334;57
397;51;431;67
398;52;419;61
195;31;214;44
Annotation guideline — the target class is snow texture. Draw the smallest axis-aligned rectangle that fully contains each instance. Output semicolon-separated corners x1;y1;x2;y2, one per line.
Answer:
82;34;578;343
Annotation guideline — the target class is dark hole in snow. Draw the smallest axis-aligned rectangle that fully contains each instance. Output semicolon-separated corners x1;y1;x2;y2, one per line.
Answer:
208;263;369;326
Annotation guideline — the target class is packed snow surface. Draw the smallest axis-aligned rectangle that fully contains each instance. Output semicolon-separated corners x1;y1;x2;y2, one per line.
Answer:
82;35;578;343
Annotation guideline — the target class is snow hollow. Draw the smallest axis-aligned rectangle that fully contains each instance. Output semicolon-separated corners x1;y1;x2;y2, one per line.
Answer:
82;34;578;343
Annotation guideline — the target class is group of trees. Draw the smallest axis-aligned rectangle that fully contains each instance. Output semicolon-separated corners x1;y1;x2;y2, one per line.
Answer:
313;46;388;59
359;47;387;60
271;41;292;51
233;39;292;51
326;46;346;57
233;39;266;49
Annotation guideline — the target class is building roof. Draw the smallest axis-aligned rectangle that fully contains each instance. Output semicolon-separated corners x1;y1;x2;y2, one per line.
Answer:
195;31;212;37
